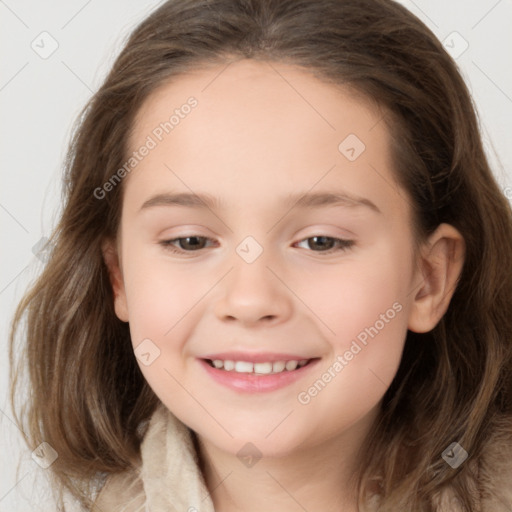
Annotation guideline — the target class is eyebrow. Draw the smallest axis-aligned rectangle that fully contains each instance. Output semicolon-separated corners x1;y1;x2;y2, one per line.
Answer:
139;191;381;214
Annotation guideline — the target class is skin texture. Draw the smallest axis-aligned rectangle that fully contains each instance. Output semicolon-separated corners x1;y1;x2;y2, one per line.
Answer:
103;59;465;512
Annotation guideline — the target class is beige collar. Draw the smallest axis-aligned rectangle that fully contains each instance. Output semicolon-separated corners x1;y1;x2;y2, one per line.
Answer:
140;403;215;512
93;402;215;512
94;404;512;512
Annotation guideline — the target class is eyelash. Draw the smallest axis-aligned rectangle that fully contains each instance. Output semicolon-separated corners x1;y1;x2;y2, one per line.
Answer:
159;235;355;256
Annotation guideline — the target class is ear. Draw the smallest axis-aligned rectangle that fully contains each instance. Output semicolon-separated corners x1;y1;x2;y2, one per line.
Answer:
102;239;129;322
408;223;465;333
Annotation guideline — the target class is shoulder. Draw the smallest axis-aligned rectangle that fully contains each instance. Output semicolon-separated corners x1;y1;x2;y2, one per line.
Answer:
478;414;512;510
363;415;512;511
92;468;146;512
436;414;512;511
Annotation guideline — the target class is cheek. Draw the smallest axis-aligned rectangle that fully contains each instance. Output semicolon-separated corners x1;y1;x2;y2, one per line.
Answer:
294;272;408;440
295;242;411;398
120;253;201;401
121;244;206;341
119;244;216;393
299;241;412;344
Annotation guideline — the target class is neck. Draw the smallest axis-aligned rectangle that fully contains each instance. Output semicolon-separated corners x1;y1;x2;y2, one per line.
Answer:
195;413;378;512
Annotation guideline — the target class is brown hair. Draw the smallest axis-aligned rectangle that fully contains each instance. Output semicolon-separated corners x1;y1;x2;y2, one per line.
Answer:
9;0;512;510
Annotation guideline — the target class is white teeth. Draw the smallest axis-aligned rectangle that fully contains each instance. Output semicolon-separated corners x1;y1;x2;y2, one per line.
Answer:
209;358;309;374
235;361;253;373
272;361;286;372
285;360;298;371
223;360;235;371
254;362;273;374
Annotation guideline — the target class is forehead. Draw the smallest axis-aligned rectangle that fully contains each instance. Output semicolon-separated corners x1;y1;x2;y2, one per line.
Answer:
124;59;406;221
131;59;384;147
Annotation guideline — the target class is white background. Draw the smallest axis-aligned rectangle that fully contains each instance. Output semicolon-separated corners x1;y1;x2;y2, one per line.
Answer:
1;0;511;510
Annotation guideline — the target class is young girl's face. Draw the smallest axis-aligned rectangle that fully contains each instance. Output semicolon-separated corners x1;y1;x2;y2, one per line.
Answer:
108;60;428;458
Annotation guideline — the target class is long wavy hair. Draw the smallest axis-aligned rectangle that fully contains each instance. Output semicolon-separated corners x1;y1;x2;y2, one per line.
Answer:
9;0;512;510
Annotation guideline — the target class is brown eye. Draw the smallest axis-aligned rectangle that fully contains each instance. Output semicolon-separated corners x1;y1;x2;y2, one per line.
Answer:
160;236;214;253
306;236;335;251
295;236;354;254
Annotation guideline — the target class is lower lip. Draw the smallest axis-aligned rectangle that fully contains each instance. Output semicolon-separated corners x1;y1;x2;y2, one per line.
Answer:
199;359;320;393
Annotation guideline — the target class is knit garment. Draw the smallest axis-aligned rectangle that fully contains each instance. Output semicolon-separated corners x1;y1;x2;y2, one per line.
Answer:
93;403;512;512
93;402;214;512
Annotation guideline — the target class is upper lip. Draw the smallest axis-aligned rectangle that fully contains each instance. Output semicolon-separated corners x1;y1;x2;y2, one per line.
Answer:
200;352;317;363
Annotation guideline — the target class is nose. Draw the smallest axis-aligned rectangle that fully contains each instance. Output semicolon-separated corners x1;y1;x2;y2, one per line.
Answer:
214;254;294;328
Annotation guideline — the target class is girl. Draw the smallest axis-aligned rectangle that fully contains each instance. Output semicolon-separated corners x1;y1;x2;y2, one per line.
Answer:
9;0;512;511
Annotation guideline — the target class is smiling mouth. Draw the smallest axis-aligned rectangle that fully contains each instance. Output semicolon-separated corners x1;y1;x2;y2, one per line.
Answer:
204;358;317;375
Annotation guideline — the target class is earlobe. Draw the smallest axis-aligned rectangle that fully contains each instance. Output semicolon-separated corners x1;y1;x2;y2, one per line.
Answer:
408;223;465;333
101;239;129;322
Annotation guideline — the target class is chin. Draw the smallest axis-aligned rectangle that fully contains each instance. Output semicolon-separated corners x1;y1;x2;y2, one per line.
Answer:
196;422;314;461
